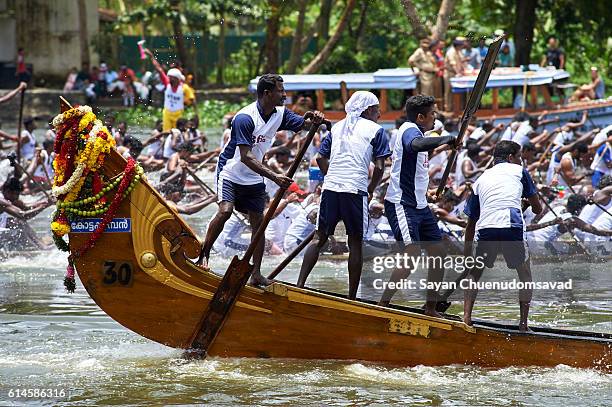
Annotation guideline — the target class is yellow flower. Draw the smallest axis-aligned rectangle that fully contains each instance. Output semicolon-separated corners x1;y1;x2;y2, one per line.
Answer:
51;220;71;236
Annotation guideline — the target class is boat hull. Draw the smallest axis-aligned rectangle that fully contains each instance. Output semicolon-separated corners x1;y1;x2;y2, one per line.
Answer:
68;151;611;370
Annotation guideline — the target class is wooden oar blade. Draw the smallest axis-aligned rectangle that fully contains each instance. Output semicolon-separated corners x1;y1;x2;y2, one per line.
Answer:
190;255;254;354
462;35;504;119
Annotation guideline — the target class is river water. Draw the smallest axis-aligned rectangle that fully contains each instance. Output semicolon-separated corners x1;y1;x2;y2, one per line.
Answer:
0;126;611;406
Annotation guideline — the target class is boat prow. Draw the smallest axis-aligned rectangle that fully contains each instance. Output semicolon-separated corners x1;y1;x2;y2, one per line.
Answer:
66;151;611;371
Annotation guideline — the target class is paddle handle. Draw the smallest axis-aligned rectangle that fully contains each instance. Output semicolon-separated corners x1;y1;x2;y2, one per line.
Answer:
242;119;323;264
15;88;25;166
267;230;315;280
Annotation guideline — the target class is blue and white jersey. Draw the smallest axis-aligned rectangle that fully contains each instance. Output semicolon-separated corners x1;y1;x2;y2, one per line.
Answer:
216;101;304;185
319;117;390;194
464;162;537;231
385;122;430;209
591;143;612;175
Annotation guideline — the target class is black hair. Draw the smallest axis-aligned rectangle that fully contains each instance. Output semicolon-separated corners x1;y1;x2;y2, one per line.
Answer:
528;115;539;127
598;175;612;189
513;111;529;122
395;116;406;129
567;194;587;215
176;118;188;129
124;136;143;153
482;120;493;132
494;140;521;162
575;142;588;154
159;181;184;196
522;142;536;152
2;177;23;193
442;189;461;205
444;119;458;132
42;139;54;150
467;143;482;158
257;74;283;98
404;95;435;123
275;146;291;156
23;117;35;126
176;142;194;153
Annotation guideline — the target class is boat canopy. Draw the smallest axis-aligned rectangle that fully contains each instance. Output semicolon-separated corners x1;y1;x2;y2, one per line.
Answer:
451;65;570;92
248;68;418;92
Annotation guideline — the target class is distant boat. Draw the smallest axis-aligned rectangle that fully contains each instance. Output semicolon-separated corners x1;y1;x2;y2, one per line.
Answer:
248;67;612;130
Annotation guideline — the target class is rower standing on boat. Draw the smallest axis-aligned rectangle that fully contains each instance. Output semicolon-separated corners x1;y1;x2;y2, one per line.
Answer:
296;91;390;300
197;74;323;286
378;95;457;317
462;140;542;331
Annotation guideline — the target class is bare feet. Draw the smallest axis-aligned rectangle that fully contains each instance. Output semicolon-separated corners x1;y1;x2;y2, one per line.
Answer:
518;323;532;333
463;316;473;326
249;273;273;287
196;252;209;270
424;308;443;318
377;300;390;307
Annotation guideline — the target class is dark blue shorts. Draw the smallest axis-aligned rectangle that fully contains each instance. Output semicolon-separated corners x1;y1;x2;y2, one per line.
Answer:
384;200;442;244
475;227;528;269
217;179;267;214
318;190;368;238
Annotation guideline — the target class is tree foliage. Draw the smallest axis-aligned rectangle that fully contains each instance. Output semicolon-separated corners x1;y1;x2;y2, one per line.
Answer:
110;0;611;86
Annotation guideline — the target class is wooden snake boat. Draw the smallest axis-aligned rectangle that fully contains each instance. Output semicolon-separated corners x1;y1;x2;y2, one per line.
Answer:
67;149;612;371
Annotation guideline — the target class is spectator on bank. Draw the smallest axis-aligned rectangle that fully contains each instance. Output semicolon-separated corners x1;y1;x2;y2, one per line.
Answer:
15;48;30;83
106;66;119;93
409;37;438;96
119;65;136;107
477;38;489;60
570;67;606;102
463;40;481;69
75;62;90;91
98;62;108;96
444;38;465;111
63;67;77;92
497;44;513;67
541;36;565;69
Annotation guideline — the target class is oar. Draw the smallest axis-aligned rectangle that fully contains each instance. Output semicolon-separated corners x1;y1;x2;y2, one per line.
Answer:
7;154;52;201
189;117;328;357
267;230;315;280
560;170;612;218
183;166;248;225
435;35;504;200
535;186;589;254
15;87;25;167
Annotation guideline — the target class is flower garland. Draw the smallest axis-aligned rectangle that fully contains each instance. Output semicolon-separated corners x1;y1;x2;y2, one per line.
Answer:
50;105;141;293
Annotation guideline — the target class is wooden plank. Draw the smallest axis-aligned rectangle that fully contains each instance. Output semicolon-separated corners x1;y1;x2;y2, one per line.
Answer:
530;85;538;110
492;88;499;112
340;81;348;105
540;85;554;108
316;89;325;111
380;89;389;113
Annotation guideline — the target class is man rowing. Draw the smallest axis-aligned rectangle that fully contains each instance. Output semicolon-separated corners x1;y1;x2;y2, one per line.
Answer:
462;141;542;331
296;91;390;299
377;95;457;317
197;74;323;287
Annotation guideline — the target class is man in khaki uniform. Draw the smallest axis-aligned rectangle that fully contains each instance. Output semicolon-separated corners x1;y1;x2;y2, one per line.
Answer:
444;38;466;112
408;38;438;97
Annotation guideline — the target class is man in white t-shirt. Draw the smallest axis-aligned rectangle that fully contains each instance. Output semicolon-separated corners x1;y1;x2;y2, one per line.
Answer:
463;140;542;331
296;91;391;300
197;74;323;287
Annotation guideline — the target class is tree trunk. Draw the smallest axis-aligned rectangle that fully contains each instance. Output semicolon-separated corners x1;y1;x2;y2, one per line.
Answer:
302;0;357;74
286;0;308;74
400;0;429;40
300;14;322;51
170;0;190;72
353;0;369;51
216;13;226;84
513;0;538;66
264;0;282;73
431;0;456;41
77;0;90;66
317;0;333;49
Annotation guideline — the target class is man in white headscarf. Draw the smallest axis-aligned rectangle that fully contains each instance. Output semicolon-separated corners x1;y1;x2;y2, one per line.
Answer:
297;91;391;299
